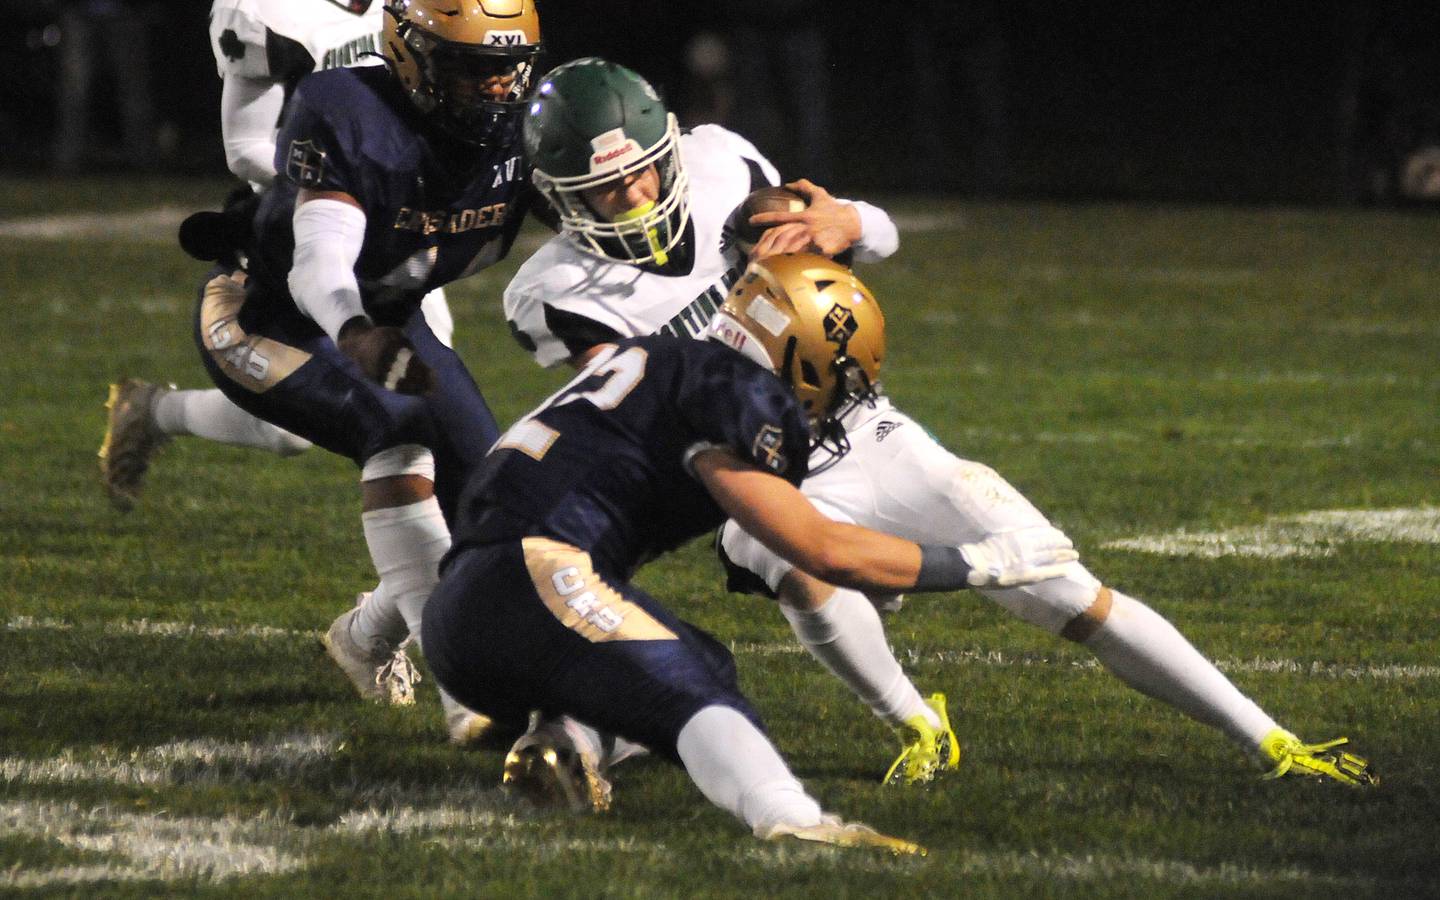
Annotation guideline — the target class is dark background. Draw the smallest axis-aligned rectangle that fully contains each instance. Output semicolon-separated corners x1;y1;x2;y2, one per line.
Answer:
2;0;1436;204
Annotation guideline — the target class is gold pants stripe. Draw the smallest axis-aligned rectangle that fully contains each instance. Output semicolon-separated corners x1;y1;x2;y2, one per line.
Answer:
199;273;311;393
521;537;678;644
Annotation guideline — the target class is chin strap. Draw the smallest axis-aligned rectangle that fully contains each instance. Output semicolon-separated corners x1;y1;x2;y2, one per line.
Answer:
808;356;879;476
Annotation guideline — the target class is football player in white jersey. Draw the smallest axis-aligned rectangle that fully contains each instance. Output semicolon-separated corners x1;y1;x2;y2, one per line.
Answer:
504;58;1376;789
100;0;453;511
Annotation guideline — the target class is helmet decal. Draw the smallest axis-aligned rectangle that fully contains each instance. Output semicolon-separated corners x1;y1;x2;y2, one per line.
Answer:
589;128;645;175
823;304;858;344
746;295;790;337
483;30;530;45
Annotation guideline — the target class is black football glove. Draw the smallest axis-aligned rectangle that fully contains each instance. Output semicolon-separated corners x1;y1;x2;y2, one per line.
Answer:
178;184;260;269
337;318;435;396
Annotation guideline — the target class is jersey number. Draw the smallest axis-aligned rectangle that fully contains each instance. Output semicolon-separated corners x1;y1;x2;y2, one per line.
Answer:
494;346;648;461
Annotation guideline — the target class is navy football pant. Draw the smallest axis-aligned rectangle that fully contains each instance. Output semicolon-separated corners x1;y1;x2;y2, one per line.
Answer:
193;271;499;523
423;539;765;762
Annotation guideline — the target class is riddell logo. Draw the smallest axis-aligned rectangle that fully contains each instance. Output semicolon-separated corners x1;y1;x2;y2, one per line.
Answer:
592;145;636;166
711;320;747;351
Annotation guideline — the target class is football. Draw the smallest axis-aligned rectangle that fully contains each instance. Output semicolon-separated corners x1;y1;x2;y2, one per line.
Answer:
725;185;808;254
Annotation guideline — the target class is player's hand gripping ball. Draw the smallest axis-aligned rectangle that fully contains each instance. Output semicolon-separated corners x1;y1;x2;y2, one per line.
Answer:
338;320;435;395
725;186;808;256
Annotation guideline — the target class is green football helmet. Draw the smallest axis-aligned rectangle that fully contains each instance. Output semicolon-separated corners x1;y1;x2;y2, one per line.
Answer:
524;58;689;265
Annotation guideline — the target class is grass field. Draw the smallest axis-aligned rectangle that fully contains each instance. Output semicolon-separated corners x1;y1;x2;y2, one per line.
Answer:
2;177;1438;898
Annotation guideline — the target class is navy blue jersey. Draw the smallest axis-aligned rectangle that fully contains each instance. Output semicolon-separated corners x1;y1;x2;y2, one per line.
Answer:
450;336;810;580
245;65;530;327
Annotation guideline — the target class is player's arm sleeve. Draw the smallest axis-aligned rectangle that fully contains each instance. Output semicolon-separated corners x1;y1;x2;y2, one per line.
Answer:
840;200;899;262
219;73;286;188
289;198;367;341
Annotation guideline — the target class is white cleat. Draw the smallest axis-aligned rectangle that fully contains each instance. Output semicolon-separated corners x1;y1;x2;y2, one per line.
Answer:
321;599;419;705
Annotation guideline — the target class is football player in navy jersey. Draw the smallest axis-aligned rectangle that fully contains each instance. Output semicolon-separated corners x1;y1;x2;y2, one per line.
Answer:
423;254;1079;849
190;0;541;741
101;0;459;512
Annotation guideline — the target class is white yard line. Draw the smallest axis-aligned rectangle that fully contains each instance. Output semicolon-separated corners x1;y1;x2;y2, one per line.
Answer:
0;207;192;242
1;734;339;788
0;801;306;887
4;615;316;640
10;612;1437;681
2;796;1380;890
1104;506;1440;559
718;843;1372;888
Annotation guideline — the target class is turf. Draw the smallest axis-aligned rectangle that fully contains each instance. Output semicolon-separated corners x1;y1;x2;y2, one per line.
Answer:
2;177;1438;898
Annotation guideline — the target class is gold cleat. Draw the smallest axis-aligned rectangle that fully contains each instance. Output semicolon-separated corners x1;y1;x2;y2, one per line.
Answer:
502;714;613;813
883;692;961;786
1259;729;1378;786
764;818;927;857
98;378;173;511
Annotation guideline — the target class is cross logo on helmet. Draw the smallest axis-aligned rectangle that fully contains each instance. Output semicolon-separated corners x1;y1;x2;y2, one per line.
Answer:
824;304;858;345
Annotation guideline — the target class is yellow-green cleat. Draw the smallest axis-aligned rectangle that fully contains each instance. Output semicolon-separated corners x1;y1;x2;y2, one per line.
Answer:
883;693;960;786
1258;729;1377;786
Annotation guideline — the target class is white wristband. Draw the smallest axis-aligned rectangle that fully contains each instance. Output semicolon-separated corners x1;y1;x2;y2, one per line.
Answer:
843;200;899;262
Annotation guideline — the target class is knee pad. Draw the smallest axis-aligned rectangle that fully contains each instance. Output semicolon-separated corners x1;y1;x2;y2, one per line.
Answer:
361;444;435;482
978;562;1104;635
717;520;794;596
1060;586;1113;642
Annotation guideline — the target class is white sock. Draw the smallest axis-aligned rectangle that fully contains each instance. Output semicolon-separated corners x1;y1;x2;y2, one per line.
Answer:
354;496;450;646
1084;591;1278;750
153;388;311;456
353;581;408;650
780;589;937;729
676;705;823;836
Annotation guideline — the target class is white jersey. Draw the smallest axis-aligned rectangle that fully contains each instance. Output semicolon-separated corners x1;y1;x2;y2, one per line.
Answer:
209;0;382;82
505;125;779;368
505;124;899;368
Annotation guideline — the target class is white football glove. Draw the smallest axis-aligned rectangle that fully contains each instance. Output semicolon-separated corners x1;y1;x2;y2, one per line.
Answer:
958;526;1079;588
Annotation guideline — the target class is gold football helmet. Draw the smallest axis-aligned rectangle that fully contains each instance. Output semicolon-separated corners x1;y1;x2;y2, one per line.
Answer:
709;253;885;436
382;0;541;146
